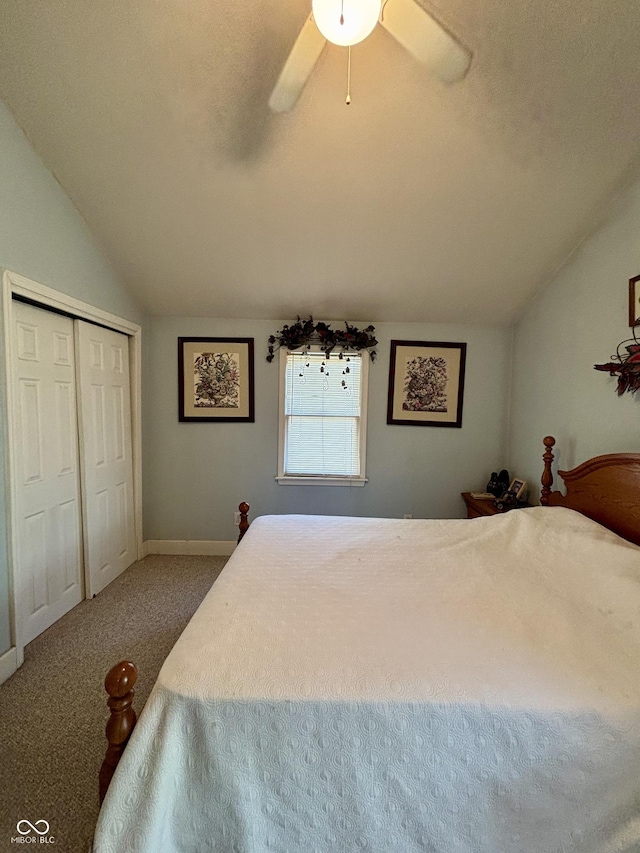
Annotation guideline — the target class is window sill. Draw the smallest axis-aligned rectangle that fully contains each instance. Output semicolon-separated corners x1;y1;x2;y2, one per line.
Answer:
275;476;368;487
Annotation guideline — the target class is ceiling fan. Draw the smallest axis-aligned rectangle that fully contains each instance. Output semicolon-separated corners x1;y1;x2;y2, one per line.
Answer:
269;0;472;113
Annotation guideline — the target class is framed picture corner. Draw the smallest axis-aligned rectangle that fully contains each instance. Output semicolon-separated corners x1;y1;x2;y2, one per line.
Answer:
629;274;640;327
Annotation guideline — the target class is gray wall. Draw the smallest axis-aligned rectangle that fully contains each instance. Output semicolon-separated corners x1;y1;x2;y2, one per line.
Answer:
0;100;143;654
143;318;512;542
509;178;640;489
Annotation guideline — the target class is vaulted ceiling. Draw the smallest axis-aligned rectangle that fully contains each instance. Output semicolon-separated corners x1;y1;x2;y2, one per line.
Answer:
1;0;640;323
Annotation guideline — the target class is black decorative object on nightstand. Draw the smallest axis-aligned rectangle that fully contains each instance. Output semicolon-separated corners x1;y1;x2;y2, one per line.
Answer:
486;472;501;497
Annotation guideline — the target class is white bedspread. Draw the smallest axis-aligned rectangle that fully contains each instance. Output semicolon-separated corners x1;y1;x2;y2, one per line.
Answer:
94;508;640;852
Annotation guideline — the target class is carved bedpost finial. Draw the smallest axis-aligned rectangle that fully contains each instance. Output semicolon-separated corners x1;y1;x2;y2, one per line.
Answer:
540;436;556;505
238;502;250;543
99;661;138;804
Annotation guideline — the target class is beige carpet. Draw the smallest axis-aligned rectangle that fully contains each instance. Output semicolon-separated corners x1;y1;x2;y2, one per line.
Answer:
0;554;227;853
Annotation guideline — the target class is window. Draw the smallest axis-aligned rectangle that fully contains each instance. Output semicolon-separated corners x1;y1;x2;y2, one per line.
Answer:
277;348;369;486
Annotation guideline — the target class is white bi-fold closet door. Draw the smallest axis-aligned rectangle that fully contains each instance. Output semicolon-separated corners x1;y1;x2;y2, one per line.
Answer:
75;319;137;597
12;300;136;644
12;302;83;644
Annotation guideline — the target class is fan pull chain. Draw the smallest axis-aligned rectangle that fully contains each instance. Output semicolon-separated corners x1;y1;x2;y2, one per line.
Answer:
346;46;352;105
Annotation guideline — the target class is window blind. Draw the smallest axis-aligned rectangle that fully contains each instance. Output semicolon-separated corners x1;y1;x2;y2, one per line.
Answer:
284;351;362;477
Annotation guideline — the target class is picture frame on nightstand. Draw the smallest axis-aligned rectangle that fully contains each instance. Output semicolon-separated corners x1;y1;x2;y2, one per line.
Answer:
508;478;527;501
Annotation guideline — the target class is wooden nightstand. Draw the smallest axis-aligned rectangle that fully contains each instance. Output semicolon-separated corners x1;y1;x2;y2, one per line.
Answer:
461;492;532;518
461;492;501;518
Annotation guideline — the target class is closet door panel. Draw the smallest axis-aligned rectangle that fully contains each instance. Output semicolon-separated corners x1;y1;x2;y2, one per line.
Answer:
76;322;136;596
11;302;84;644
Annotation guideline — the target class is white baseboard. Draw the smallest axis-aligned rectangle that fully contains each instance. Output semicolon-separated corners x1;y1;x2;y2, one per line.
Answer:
144;540;237;557
0;645;18;686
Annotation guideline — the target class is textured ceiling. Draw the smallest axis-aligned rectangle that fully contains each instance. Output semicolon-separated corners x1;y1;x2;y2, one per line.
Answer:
1;0;640;323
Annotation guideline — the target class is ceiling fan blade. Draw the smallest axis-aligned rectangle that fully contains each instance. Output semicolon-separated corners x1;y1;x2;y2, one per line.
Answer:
380;0;471;83
269;14;327;113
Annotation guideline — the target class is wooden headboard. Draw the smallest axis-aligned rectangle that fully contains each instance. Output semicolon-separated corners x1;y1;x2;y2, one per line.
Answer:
540;435;640;546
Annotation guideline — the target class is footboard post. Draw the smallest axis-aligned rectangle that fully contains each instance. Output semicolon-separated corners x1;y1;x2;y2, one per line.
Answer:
99;661;138;804
238;502;250;543
540;435;556;505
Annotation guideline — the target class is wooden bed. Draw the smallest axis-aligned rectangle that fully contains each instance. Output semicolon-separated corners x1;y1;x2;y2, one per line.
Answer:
540;435;640;545
96;436;640;851
98;499;252;804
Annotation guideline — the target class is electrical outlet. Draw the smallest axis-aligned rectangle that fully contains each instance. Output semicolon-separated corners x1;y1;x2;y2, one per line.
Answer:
234;511;241;526
403;513;413;519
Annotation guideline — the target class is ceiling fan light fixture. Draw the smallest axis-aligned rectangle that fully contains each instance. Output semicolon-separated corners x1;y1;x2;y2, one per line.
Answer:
312;0;381;46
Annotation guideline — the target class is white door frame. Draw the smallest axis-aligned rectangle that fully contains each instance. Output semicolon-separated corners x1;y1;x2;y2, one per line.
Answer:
1;269;143;669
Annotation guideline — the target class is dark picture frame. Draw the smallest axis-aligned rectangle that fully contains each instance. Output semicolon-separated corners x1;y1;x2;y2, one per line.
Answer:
629;275;640;327
178;337;254;422
387;340;467;427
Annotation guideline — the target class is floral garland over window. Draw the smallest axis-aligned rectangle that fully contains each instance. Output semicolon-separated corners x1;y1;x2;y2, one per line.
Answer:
267;317;378;362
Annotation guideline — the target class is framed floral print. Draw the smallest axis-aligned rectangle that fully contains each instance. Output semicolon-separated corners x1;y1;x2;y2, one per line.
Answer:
178;337;255;422
386;340;467;427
